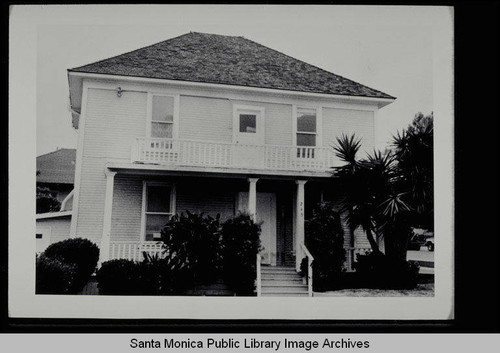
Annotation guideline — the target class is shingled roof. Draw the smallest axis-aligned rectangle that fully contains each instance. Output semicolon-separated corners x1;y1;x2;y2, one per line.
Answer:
36;148;76;185
69;32;394;99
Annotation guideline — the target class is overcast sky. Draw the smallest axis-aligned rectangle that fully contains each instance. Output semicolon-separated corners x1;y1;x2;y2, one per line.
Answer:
29;5;451;156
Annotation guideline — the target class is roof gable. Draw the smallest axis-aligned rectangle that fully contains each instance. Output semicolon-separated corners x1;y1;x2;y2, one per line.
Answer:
36;148;76;185
69;32;394;100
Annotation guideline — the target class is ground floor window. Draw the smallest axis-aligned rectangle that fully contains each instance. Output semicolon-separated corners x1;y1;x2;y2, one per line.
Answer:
142;182;176;241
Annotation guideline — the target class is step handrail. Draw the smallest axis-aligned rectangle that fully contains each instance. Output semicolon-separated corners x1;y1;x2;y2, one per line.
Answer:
256;253;262;297
300;243;314;297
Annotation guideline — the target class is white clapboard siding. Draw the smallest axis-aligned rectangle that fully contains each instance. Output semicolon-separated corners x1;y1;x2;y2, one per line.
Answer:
36;217;72;245
111;175;144;242
232;99;293;146
322;107;375;155
75;156;107;245
75;88;147;244
179;96;233;143
176;188;235;221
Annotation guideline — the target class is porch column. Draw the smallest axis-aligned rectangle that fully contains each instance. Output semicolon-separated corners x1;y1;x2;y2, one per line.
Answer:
295;180;307;271
247;178;259;219
99;169;116;265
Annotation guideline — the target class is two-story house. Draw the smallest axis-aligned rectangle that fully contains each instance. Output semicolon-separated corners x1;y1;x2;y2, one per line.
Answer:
66;32;394;284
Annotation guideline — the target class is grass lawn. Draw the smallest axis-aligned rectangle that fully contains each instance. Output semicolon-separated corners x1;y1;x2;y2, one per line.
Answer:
313;283;434;297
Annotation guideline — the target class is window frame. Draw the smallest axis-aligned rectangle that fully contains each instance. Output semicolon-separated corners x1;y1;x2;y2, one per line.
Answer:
146;92;180;140
140;181;176;242
292;105;322;148
232;104;265;145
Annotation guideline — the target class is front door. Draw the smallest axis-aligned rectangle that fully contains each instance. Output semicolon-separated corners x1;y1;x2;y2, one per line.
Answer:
233;105;265;168
238;192;277;265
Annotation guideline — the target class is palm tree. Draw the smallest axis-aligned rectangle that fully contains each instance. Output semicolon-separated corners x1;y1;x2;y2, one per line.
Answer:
333;113;433;260
333;134;411;257
392;113;433;230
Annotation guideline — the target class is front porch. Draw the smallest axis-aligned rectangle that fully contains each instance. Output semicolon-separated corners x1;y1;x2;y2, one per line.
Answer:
100;172;316;270
96;168;373;296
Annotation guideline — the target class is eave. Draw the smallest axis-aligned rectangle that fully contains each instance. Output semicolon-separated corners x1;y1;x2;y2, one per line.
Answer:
67;71;396;123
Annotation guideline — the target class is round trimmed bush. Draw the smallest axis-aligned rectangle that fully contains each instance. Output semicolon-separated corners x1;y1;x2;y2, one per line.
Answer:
36;254;75;294
43;238;99;293
96;259;140;295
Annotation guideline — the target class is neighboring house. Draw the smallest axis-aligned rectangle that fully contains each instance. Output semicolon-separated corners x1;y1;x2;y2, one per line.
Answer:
36;148;76;253
37;148;76;204
66;32;395;290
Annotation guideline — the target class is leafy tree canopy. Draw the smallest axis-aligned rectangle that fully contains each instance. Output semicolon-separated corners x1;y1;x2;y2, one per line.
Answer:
36;186;61;213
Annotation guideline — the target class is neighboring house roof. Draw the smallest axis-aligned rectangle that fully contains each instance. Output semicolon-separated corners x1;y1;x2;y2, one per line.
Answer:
36;148;76;185
69;32;394;100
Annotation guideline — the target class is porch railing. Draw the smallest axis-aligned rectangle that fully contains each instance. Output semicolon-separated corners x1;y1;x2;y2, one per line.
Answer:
109;241;164;262
300;242;314;297
345;246;372;272
256;253;262;297
132;138;340;172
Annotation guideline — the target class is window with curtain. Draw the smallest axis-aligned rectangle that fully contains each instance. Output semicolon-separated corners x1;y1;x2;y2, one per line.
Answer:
151;95;174;138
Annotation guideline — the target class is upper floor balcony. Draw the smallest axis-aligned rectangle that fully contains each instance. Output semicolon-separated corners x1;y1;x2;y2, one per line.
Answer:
130;138;342;175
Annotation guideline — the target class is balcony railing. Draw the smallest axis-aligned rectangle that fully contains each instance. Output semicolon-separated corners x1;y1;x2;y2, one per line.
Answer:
132;138;340;172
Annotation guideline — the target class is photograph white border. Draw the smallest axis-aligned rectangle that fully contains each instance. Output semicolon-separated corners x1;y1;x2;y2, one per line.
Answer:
9;5;453;320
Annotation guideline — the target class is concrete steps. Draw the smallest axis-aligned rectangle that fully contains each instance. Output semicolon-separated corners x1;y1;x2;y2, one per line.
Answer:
260;266;309;297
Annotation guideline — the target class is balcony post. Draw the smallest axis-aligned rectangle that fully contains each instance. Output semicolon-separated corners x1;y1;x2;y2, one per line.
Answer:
295;180;307;271
247;178;259;219
100;169;116;265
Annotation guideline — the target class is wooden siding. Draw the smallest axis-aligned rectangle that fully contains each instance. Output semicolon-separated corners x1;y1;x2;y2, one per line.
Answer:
83;88;147;159
111;175;143;242
322;107;375;155
176;182;235;221
232;99;293;146
36;217;72;245
179;95;233;143
75;88;147;245
179;96;293;145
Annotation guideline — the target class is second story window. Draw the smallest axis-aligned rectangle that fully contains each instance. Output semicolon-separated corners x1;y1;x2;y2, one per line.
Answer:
296;107;317;147
232;105;265;145
239;113;257;133
150;94;175;138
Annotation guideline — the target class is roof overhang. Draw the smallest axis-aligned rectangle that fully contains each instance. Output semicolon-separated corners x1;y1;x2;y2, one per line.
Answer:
105;161;336;181
36;210;73;220
67;71;396;115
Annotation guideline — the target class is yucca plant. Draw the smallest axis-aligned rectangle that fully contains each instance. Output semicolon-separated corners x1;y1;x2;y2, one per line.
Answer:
332;112;433;260
333;135;411;257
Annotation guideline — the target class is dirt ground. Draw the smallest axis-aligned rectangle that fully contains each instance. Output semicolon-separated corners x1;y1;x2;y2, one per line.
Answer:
313;283;434;297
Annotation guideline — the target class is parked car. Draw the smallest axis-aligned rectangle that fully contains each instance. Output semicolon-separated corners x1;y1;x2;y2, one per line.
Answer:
408;234;426;250
425;237;434;251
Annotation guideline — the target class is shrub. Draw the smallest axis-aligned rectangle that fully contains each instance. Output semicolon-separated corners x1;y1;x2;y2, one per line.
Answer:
137;253;193;295
36;186;61;213
96;255;194;295
160;211;221;284
36;254;75;294
304;203;345;291
96;259;141;295
43;238;99;293
353;252;420;289
221;213;262;295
